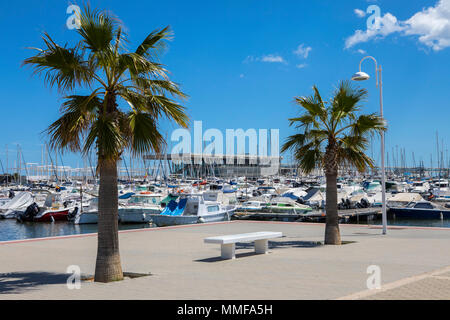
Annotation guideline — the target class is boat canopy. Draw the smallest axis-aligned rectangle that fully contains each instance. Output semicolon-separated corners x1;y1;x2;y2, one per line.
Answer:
0;191;32;210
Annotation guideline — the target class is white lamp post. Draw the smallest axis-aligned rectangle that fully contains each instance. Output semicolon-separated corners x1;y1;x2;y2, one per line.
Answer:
352;56;387;235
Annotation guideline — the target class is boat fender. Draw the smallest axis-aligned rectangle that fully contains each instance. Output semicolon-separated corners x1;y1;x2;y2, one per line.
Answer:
198;217;205;223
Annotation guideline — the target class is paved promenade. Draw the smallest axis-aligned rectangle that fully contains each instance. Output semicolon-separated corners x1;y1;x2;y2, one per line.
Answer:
0;221;449;299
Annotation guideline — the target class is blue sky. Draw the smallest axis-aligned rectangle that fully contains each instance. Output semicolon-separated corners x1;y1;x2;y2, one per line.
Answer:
0;0;449;170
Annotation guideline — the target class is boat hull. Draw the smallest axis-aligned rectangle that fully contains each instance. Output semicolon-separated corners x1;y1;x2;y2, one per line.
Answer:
261;207;312;214
74;208;160;224
389;208;450;219
151;211;230;227
34;209;70;222
0;209;21;219
118;207;161;224
73;211;99;224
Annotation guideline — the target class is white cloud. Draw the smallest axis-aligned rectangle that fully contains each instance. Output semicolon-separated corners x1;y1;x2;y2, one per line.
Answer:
357;49;367;54
354;9;366;18
345;12;404;49
244;54;286;64
296;64;307;69
345;0;450;51
243;55;256;63
404;0;450;50
293;44;312;58
260;54;286;63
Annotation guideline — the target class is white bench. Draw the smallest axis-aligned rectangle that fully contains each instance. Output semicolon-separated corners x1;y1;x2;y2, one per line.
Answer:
204;231;283;259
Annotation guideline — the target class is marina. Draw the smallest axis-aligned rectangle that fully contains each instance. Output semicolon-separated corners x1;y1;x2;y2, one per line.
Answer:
1;0;450;305
1;176;450;242
1;221;449;299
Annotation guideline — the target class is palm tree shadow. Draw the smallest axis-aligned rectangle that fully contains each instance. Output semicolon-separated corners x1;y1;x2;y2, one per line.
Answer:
0;272;69;294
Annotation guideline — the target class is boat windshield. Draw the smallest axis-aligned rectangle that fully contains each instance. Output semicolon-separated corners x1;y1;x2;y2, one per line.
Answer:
128;196;160;205
244;202;260;207
414;202;434;209
406;202;416;208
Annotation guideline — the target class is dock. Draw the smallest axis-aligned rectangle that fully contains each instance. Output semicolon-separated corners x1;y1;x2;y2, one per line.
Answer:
234;208;382;223
0;221;449;299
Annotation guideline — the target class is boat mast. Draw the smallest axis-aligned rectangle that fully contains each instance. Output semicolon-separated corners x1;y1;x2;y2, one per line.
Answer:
5;144;8;187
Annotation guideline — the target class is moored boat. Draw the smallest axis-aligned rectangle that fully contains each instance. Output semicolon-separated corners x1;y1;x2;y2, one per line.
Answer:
0;191;34;219
16;192;77;222
118;193;164;223
151;192;235;227
389;200;450;219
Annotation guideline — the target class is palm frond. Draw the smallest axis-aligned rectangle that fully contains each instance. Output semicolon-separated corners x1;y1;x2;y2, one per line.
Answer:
349;113;387;137
117;52;169;80
22;33;94;92
119;87;188;128
294;93;327;124
127;111;165;155
83;114;125;161
47;94;102;152
338;146;374;172
294;141;324;174
132;77;188;99
281;133;308;153
135;26;172;59
77;5;118;53
330;80;367;125
284;81;387;174
26;6;189;162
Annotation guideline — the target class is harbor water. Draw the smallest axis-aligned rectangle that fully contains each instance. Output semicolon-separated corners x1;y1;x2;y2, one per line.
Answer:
0;220;155;242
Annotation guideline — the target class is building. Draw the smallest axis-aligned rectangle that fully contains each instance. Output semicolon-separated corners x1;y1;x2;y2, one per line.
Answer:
143;153;282;178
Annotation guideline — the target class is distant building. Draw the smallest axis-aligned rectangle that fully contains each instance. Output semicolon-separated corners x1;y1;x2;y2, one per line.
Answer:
143;154;282;178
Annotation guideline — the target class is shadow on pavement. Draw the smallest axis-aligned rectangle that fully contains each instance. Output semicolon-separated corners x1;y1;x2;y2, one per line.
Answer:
237;240;323;249
0;271;69;294
195;240;323;262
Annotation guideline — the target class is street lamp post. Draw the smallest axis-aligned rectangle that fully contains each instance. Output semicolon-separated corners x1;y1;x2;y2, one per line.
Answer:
352;56;387;235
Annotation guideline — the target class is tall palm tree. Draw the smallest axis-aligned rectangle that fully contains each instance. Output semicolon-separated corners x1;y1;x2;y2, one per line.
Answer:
23;6;189;282
281;81;386;245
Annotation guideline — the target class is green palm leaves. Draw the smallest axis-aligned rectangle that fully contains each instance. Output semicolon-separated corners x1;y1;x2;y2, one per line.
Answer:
281;80;386;174
23;5;188;162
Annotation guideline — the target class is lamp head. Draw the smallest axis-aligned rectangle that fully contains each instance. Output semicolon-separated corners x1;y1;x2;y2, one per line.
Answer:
351;71;370;81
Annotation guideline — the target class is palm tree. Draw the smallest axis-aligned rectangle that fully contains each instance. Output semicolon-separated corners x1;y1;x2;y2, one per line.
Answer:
281;81;386;245
23;6;189;282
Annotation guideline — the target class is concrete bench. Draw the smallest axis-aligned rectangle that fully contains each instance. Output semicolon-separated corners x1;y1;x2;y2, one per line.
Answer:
204;231;283;259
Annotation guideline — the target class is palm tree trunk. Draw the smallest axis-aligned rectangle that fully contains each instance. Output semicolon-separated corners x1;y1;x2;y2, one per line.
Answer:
94;158;123;282
324;142;341;245
324;172;341;244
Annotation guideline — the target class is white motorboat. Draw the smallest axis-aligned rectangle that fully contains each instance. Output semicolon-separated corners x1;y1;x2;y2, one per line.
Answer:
151;192;235;227
408;181;430;194
261;197;312;214
0;191;34;219
237;200;265;212
72;193;166;224
71;198;99;224
118;193;164;223
16;191;77;222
